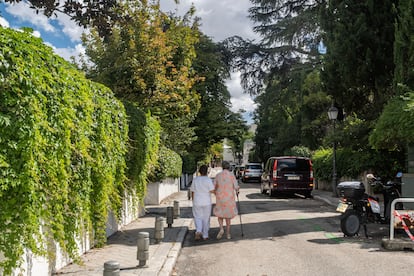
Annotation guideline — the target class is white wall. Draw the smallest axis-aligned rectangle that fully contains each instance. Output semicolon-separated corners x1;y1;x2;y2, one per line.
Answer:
144;178;180;205
2;178;179;275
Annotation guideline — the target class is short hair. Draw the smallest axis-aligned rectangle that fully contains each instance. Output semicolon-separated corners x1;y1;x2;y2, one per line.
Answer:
222;161;230;170
199;165;208;175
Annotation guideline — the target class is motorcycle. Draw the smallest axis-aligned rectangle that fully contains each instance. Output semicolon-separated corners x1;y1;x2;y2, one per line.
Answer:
336;173;403;237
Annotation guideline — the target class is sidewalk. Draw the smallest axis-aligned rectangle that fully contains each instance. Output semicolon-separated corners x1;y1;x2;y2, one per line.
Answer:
55;188;338;276
55;190;193;276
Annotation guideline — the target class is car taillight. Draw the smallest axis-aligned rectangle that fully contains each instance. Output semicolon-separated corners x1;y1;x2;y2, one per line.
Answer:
272;170;281;180
309;161;313;180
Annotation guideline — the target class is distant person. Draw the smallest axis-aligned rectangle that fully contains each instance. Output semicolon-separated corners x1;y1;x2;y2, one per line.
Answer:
190;165;215;240
213;161;239;240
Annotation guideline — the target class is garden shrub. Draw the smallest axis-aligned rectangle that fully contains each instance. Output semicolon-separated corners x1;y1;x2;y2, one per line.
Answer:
150;145;183;181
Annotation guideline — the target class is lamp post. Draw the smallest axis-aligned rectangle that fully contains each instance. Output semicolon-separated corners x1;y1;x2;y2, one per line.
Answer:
328;106;339;197
268;137;273;157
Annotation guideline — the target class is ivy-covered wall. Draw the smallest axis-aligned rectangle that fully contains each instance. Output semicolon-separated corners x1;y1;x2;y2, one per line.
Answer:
0;26;184;275
123;100;160;201
0;27;129;274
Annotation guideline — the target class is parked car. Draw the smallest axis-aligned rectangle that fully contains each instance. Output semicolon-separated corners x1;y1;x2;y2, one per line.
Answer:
261;156;313;198
242;163;262;183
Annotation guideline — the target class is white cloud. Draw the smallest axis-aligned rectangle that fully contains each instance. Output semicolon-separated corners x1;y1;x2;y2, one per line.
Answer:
0;16;9;28
5;2;56;33
55;13;85;43
227;72;256;124
51;43;86;63
4;2;85;43
161;0;258;42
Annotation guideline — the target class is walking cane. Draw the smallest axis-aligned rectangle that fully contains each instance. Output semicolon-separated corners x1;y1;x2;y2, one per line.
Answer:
236;192;244;237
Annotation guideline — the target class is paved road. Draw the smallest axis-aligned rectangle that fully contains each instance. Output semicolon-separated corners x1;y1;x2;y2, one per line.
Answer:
173;182;414;276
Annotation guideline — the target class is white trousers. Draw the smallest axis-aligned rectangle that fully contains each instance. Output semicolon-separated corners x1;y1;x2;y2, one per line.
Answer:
192;204;212;238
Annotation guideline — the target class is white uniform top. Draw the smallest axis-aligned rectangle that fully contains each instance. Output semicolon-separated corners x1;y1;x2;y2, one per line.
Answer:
190;175;215;206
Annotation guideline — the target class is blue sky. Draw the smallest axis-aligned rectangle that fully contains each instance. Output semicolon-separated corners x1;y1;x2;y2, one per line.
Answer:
0;0;257;123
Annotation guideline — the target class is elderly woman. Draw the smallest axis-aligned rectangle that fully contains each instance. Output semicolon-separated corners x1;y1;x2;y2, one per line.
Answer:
213;161;240;240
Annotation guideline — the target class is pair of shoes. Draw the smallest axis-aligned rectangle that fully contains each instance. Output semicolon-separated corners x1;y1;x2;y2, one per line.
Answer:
227;234;231;240
195;232;202;241
203;237;209;241
217;228;224;240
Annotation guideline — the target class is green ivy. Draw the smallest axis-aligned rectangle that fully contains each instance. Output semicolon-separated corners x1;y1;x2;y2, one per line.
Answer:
123;101;160;202
0;27;128;273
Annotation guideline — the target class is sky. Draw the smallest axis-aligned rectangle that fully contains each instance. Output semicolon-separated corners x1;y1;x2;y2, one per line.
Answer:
0;0;258;123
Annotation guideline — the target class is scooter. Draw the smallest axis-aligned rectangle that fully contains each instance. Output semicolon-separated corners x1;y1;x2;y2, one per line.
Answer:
336;173;403;237
380;172;403;222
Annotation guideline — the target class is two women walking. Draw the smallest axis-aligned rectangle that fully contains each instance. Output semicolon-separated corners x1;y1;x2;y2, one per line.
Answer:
191;161;239;241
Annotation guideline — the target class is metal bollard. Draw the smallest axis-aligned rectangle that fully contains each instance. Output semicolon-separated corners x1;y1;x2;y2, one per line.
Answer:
154;216;165;243
136;232;149;267
103;260;120;276
166;206;174;227
173;200;180;218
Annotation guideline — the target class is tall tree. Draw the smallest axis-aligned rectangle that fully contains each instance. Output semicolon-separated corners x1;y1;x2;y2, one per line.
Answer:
225;0;326;160
224;0;323;95
81;1;200;154
370;0;414;150
320;0;397;120
189;34;248;161
393;0;414;94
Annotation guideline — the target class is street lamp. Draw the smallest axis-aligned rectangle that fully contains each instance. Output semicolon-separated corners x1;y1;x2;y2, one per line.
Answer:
268;137;273;157
328;106;338;197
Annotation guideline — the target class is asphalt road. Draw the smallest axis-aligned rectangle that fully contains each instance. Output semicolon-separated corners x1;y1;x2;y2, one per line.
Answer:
173;182;413;276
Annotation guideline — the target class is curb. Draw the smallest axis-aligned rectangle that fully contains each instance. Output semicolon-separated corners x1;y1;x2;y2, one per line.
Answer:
313;195;338;207
158;219;192;276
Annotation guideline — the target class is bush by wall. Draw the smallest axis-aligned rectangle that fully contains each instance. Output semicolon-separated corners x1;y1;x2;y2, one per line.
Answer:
0;27;128;273
150;145;183;181
123;101;160;201
312;147;405;182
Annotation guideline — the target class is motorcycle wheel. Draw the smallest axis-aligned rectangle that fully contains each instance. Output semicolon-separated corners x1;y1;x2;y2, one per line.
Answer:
340;210;361;237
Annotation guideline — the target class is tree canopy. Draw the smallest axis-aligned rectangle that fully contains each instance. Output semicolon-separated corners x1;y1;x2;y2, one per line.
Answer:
81;1;200;154
3;0;133;39
189;34;248;161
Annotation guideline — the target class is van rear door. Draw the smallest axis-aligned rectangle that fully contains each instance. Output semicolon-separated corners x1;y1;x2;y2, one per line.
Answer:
274;158;312;192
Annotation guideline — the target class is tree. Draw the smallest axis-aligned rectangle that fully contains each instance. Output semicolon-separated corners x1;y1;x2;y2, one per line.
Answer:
81;1;200;154
223;1;327;161
4;0;180;39
394;0;414;94
370;0;414;150
320;0;397;120
224;0;323;95
188;34;248;161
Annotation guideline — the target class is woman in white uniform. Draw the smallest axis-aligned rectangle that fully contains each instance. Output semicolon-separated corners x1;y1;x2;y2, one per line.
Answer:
190;165;215;240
